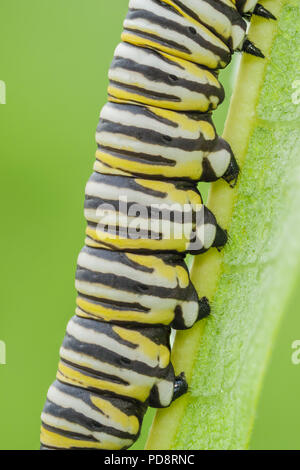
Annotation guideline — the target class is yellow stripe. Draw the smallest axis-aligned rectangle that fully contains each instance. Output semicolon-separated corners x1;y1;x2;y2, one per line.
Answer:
85;226;190;252
113;326;170;369
152;0;231;47
148;106;215;138
121;32;223;69
135;179;202;206
108;87;216;113
126;253;190;289
76;297;174;325
91;396;139;435
40;426;126;450
93;160;133;177
95;150;204;180
160;0;235;41
57;362;150;402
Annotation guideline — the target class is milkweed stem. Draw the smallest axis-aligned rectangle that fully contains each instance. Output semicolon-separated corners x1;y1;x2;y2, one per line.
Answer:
146;0;300;450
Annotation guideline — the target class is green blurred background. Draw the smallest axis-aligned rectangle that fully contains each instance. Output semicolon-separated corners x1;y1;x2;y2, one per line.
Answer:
1;0;299;450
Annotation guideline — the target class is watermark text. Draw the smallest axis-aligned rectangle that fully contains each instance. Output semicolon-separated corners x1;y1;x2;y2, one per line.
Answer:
0;341;6;365
291;340;300;365
89;196;210;252
0;80;6;104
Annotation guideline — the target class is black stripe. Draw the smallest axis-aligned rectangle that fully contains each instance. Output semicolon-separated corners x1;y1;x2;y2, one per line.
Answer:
52;379;147;418
169;0;246;49
60;357;130;386
72;315;172;345
124;27;190;54
113;101;179;127
84;194;197;222
62;332;171;378
94;156;201;182
79;247;188;269
97;118;216;151
97;144;177;167
43;400;137;440
80;246;154;273
89;171;198;192
77;293;150;314
76;265;197;301
76;307;174;329
85;234;188;254
42;422;99;443
110;54;224;98
88;172;168;198
104;101;214;125
125;8;231;66
109;78;181;103
86;221;163;241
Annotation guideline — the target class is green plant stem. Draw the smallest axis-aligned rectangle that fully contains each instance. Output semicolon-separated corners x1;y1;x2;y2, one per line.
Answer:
146;0;300;450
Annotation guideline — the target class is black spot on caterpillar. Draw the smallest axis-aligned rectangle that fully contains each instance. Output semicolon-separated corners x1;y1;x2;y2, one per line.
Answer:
40;0;275;450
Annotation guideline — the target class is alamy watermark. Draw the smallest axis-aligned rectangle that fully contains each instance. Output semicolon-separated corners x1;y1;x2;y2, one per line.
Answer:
91;196;211;251
291;340;300;365
0;341;6;365
0;80;6;104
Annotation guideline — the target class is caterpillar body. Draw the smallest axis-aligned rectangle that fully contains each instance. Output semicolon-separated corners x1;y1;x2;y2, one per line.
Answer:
41;0;275;450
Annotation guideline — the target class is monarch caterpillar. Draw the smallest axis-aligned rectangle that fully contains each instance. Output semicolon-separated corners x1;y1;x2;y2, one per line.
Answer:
40;0;276;450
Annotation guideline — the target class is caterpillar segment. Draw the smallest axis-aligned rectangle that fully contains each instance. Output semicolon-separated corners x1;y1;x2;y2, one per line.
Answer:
95;102;239;184
41;318;184;450
122;0;232;69
84;172;227;254
41;0;275;450
41;379;147;450
130;0;248;50
108;42;225;112
75;246;210;329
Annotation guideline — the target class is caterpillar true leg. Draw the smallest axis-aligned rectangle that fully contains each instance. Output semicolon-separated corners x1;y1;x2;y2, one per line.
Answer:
172;373;189;402
40;0;276;450
241;38;265;58
247;4;277;19
197;297;211;322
